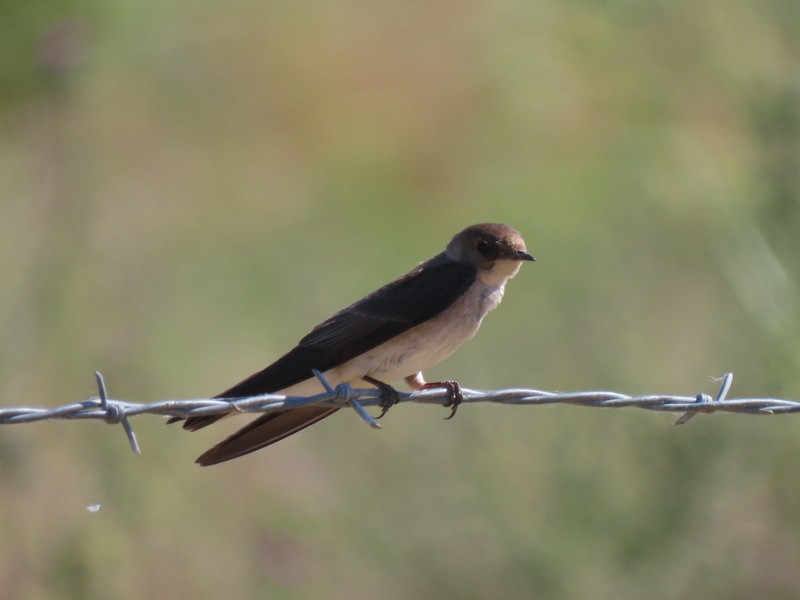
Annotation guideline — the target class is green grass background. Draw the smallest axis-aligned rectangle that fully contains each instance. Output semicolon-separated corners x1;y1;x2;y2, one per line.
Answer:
2;1;800;598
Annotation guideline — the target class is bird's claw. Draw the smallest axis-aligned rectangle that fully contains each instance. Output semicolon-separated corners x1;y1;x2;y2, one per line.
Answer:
377;391;400;419
440;380;464;420
365;376;401;419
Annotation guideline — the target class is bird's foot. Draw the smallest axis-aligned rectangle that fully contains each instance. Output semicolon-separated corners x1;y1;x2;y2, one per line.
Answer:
364;376;401;418
406;374;465;420
435;380;464;420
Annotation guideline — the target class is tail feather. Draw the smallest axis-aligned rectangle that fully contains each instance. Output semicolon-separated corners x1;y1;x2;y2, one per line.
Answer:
167;413;227;431
195;406;339;466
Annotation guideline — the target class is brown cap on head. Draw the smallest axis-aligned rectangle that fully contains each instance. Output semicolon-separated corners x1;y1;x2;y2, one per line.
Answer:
446;223;534;267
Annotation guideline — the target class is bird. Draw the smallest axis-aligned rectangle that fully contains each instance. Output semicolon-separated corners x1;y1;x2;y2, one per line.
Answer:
177;223;534;466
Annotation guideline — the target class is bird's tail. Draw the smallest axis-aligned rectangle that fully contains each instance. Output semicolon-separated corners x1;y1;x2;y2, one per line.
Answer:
195;406;339;466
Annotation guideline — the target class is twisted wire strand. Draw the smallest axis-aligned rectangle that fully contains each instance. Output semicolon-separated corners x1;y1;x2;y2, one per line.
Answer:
0;372;794;455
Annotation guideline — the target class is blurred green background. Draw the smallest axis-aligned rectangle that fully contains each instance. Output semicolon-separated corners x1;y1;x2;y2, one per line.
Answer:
2;1;800;598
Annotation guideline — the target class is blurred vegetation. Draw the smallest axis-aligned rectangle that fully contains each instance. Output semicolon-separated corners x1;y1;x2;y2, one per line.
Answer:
1;0;800;598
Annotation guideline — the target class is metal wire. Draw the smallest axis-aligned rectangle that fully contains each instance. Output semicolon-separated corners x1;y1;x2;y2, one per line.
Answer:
0;371;796;455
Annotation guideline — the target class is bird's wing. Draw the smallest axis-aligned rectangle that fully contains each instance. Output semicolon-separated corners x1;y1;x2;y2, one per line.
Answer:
215;254;476;400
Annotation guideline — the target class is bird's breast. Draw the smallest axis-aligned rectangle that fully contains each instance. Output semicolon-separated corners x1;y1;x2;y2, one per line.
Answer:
335;280;507;383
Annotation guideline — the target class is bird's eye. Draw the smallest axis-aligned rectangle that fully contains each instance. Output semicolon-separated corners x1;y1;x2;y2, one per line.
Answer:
476;240;492;256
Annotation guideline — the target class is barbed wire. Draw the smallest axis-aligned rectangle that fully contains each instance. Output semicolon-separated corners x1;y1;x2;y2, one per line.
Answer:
0;371;797;456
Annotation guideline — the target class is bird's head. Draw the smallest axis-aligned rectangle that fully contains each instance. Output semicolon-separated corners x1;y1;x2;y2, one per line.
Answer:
446;223;534;285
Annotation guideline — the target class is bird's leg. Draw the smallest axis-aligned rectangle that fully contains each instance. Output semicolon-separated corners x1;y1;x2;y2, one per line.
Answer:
405;373;464;420
364;376;401;418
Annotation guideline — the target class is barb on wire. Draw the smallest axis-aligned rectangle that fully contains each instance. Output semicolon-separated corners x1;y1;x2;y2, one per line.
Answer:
1;371;798;455
95;371;141;455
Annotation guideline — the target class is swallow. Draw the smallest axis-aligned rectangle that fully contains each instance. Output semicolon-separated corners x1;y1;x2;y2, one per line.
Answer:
176;223;534;465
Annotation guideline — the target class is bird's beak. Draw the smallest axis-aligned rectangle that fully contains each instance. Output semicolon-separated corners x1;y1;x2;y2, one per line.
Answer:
516;250;536;262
